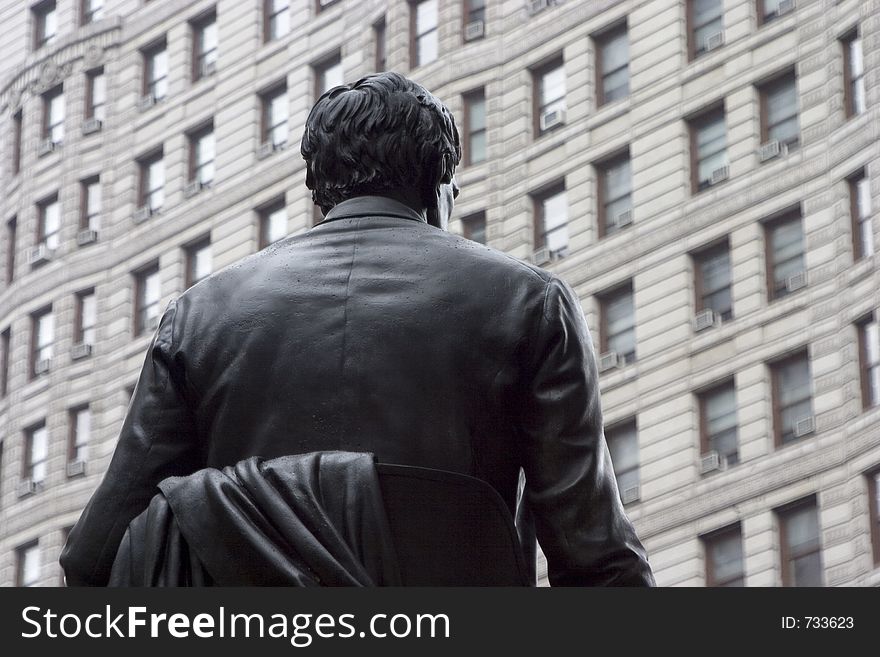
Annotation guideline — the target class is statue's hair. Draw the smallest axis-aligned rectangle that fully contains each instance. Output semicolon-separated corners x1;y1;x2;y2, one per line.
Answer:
300;72;461;214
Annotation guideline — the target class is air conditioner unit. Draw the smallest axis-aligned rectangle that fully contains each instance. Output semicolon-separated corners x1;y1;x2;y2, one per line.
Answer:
531;246;551;266
34;358;51;375
464;20;485;41
693;308;720;332
700;450;723;474
794;415;815;438
67;460;86;477
27;244;53;266
183;180;204;198
76;228;98;246
759;139;787;162
704;31;725;52
598;351;621;373
200;60;217;78
132;205;153;224
526;0;548;16
38;138;58;156
257;141;277;160
137;93;156;111
620;485;641;505
778;0;796;15
70;342;93;360
539;107;566;131
614;209;633;228
786;270;807;292
17;478;40;498
710;165;729;185
81;117;103;135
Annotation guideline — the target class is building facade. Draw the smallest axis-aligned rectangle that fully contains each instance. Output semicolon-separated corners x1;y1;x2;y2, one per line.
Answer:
1;0;879;587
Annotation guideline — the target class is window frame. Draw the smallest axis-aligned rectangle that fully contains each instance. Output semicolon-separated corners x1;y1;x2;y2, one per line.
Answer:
703;523;745;587
531;181;568;256
698;378;738;465
42;85;64;144
85;67;106;121
463;88;487;166
30;306;53;378
868;468;880;566
687;0;724;61
770;350;813;448
185;237;212;288
410;0;439;68
605;418;640;499
6;216;17;284
81;0;104;25
137;149;164;212
74;288;96;346
68;404;90;465
461;211;487;244
191;10;218;83
373;17;387;71
532;56;566;137
263;0;290;43
599;282;636;364
13;110;23;175
16;540;40;587
33;0;57;50
260;82;288;148
258;197;287;249
188;122;215;186
313;51;343;100
462;0;487;41
842;29;865;118
142;40;169;101
595;21;629;107
23;421;48;483
693;239;733;321
848;169;873;260
36;194;60;251
759;70;799;148
596;150;632;238
133;262;161;337
777;496;823;587
857;313;879;410
763;208;805;302
80;176;101;231
688;104;726;193
1;327;10;397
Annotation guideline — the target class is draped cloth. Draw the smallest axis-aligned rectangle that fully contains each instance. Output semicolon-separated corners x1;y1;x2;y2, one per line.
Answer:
107;451;402;586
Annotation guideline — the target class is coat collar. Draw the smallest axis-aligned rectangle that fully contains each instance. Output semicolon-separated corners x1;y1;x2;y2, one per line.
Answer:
319;196;428;225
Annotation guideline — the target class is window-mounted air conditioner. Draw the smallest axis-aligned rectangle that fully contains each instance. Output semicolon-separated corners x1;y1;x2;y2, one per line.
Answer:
793;415;815;438
786;270;807;292
700;450;723;474
531;246;551;266
710;165;729;185
67;460;86;477
82;117;103;135
27;244;53;266
759;139;788;162
539;107;566;131
17;478;40;498
620;485;641;505
76;228;98;246
464;20;485;41
38;138;58;156
34;358;51;375
614;209;633;228
132;205;153;224
183;180;205;198
704;31;725;52
70;342;93;360
693;308;720;332
598;350;621;373
137;93;156;112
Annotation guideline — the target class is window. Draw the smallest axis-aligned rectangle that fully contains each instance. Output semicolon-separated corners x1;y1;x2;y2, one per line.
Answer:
192;12;218;81
185;238;212;288
849;171;874;259
606;420;639;500
75;289;96;346
411;0;438;67
868;469;880;566
600;284;636;365
596;23;629;105
31;307;53;376
143;41;168;101
694;241;732;321
189;123;215;186
765;211;805;301
688;0;723;60
261;84;288;148
13;110;22;174
534;59;566;135
463;0;486;40
33;1;57;50
259;199;287;248
703;524;745;586
134;264;161;336
760;71;798;149
69;406;90;465
778;498;822;587
24;423;48;484
264;0;289;42
842;30;865;117
37;195;61;251
16;542;40;587
533;184;568;256
857;314;880;410
771;351;813;446
1;327;10;397
314;53;343;99
80;176;101;231
138;150;164;212
758;0;793;25
81;0;104;25
699;380;738;466
463;89;486;165
462;211;486;244
42;85;64;144
689;106;726;192
374;17;386;71
6;216;16;283
316;0;340;11
597;152;632;237
85;68;106;121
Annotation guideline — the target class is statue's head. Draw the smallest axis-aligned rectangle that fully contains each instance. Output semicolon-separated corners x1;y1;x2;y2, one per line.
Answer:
300;72;461;225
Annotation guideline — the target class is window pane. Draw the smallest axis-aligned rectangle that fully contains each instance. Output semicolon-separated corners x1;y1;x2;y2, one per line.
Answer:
541;66;566;106
416;0;437;34
31;426;48;482
267;206;287;244
709;530;743;584
20;545;40;587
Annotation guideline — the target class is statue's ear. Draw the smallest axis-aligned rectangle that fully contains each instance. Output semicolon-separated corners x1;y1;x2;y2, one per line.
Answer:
305;162;315;190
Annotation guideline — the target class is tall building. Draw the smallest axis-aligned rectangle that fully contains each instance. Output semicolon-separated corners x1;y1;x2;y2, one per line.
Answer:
1;0;878;587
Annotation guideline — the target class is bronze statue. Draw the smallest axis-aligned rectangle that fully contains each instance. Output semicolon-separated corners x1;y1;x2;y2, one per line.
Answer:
61;72;654;586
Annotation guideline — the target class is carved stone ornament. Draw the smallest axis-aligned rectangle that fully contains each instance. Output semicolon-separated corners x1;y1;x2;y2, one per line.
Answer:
84;44;103;67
